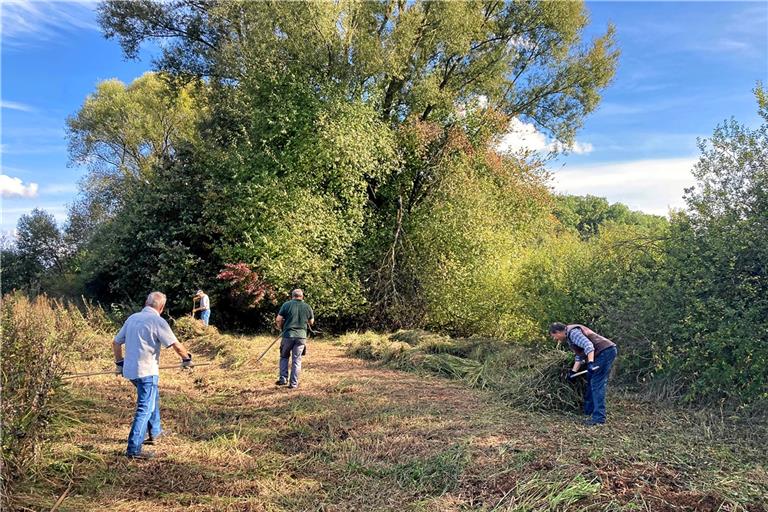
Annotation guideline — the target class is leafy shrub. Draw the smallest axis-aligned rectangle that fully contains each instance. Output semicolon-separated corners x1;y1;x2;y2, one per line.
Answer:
216;263;275;309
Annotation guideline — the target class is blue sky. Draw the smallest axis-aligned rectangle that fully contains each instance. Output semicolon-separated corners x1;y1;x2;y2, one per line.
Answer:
1;1;767;236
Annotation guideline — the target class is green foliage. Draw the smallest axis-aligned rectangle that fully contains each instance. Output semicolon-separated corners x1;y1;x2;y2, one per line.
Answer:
554;194;668;239
100;0;618;139
205;96;397;321
76;143;214;314
1;209;81;296
66;72;204;214
90;0;617;327
640;88;768;405
15;209;66;273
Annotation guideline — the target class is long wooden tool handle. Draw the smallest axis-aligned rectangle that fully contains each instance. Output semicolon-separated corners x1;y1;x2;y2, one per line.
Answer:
62;362;214;380
255;335;282;364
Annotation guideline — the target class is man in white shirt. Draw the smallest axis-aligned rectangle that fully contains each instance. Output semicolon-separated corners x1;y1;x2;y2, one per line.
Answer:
114;291;193;458
193;289;211;326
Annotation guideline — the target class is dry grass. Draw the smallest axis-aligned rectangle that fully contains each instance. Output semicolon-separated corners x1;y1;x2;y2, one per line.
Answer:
8;335;768;512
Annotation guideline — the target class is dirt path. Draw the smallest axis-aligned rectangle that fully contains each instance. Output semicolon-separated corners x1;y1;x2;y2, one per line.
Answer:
17;339;768;511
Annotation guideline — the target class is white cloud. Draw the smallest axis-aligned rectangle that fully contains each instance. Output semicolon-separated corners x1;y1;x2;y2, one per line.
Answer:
550;157;698;216
496;118;594;155
0;174;39;198
0;100;35;112
1;0;99;48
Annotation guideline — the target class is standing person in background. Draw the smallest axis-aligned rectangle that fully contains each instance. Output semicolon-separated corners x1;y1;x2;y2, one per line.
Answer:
114;291;193;458
193;289;211;326
275;288;314;389
549;322;618;426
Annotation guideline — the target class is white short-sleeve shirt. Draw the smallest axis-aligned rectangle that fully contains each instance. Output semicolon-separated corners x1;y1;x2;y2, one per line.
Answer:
114;307;179;379
199;293;210;310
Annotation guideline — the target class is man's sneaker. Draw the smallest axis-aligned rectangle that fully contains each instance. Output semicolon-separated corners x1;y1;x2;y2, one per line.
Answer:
287;384;297;389
275;380;287;386
583;419;605;427
126;450;156;459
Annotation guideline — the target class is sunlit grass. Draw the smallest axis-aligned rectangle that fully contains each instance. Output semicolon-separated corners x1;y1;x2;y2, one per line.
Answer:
10;332;767;511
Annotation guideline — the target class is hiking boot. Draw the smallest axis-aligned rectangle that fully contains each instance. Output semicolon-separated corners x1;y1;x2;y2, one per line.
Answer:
126;450;156;459
275;380;287;386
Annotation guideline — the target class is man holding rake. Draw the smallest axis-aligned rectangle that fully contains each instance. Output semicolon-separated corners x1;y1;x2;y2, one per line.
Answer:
275;288;314;389
114;291;194;458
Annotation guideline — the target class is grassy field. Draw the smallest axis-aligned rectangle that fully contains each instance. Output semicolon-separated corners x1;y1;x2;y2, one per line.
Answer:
12;335;767;512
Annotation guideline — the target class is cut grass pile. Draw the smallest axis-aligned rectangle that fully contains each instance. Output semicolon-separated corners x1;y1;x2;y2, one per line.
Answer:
172;315;270;369
341;330;586;413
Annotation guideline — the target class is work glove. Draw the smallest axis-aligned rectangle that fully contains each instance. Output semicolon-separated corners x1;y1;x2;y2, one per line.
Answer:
587;362;600;375
115;359;124;376
566;370;577;381
180;353;194;369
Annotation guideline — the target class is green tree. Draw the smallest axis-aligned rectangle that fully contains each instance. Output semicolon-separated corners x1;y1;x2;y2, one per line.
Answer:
0;210;69;294
650;87;768;404
66;72;204;215
91;0;618;328
553;194;667;239
16;209;66;274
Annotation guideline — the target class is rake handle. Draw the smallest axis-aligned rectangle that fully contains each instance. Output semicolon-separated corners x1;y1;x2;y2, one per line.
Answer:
62;362;214;380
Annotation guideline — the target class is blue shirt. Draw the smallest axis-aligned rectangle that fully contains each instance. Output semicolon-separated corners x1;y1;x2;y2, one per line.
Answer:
567;328;595;363
114;307;179;379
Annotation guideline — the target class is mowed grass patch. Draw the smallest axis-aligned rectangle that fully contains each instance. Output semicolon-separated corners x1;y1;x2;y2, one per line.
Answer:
11;335;768;511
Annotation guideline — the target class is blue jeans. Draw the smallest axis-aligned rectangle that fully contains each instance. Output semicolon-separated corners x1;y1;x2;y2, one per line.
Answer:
279;337;306;386
200;309;210;325
583;346;617;424
127;375;162;455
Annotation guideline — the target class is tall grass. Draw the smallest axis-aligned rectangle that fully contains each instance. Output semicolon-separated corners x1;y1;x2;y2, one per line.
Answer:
1;293;92;505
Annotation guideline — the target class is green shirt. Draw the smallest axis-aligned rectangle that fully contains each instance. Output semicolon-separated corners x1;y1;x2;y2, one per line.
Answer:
278;299;314;338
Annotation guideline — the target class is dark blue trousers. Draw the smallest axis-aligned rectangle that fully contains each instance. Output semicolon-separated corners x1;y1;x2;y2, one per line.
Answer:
584;346;618;424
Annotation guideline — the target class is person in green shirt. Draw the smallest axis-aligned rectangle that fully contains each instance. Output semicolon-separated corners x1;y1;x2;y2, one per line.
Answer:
275;288;314;389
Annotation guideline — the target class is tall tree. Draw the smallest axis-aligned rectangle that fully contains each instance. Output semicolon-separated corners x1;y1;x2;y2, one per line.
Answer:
657;86;768;402
93;0;618;326
16;209;66;274
66;72;204;216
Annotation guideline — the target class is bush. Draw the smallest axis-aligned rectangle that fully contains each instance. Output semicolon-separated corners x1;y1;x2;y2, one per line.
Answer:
1;294;83;505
